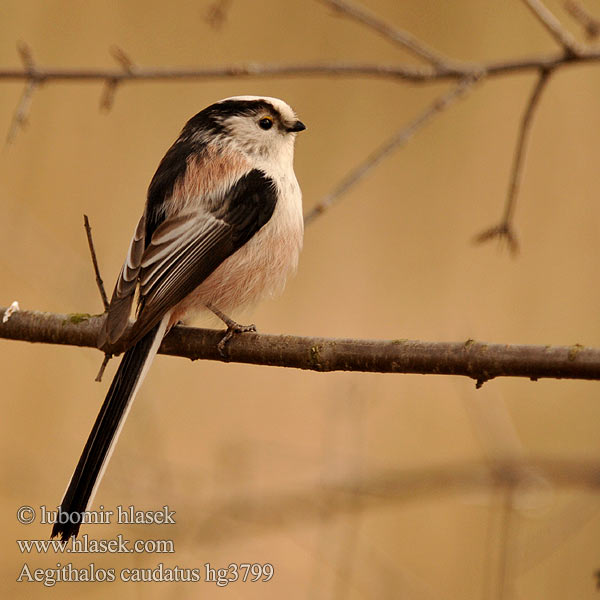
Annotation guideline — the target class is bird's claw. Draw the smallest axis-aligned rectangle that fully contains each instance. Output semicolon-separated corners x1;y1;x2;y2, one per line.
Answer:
217;322;256;359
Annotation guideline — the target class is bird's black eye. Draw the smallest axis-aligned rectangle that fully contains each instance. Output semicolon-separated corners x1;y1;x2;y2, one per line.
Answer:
258;117;273;130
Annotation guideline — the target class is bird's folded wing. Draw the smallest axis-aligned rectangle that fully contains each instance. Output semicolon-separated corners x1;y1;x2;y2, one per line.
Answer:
98;214;146;347
128;169;278;345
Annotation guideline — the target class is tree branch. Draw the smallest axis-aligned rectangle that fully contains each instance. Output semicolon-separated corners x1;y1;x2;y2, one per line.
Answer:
565;0;600;40
1;307;599;384
205;0;234;30
316;0;456;68
5;42;40;144
3;1;600;240
3;48;600;85
83;214;109;310
521;0;584;56
473;68;552;254
305;75;479;224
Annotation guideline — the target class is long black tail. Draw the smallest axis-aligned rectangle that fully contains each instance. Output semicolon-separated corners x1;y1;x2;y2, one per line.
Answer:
52;319;166;540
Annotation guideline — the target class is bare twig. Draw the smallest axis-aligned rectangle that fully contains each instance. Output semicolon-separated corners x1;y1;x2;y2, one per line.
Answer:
83;215;109;310
304;76;479;225
205;0;233;29
521;0;584;55
99;78;118;112
94;353;111;383
2;4;600;235
17;40;35;72
501;65;548;235
4;49;600;85
2;308;600;383
110;45;135;73
565;0;600;40
83;214;112;381
0;60;430;83
473;69;552;254
316;0;455;69
6;79;39;143
6;42;40;144
100;46;136;111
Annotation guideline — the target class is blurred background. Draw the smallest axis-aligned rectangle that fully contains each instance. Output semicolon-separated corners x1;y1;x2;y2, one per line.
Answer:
1;0;600;598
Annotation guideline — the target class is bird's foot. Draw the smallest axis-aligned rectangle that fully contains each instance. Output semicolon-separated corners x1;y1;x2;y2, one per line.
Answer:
217;321;257;358
206;303;256;359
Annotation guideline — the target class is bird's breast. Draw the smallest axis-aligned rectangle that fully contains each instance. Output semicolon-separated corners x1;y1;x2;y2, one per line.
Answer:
172;174;303;321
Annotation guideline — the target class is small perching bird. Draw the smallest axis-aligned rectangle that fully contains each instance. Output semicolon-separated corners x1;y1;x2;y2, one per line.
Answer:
52;96;306;540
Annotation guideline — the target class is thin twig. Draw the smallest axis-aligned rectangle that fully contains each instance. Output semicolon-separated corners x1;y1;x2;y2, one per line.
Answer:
1;11;600;235
100;46;136;111
83;215;109;310
316;0;455;69
4;47;600;85
110;45;135;73
17;40;35;71
205;0;233;29
304;76;479;225
94;353;111;383
474;69;552;255
83;214;112;381
6;42;40;144
5;79;38;144
99;79;118;112
0;61;431;82
521;0;584;55
505;71;552;223
565;0;600;40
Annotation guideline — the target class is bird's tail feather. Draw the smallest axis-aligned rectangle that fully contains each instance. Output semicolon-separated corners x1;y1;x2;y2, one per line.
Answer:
52;314;169;541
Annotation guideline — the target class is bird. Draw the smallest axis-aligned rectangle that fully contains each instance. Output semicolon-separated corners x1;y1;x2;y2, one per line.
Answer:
52;96;306;540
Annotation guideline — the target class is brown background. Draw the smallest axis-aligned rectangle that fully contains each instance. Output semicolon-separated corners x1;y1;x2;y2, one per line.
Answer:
1;0;599;598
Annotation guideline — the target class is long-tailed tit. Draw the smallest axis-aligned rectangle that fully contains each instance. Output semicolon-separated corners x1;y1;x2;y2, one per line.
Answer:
52;96;306;540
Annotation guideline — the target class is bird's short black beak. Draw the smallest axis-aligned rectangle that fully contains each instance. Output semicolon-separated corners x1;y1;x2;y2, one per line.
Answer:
287;120;306;133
